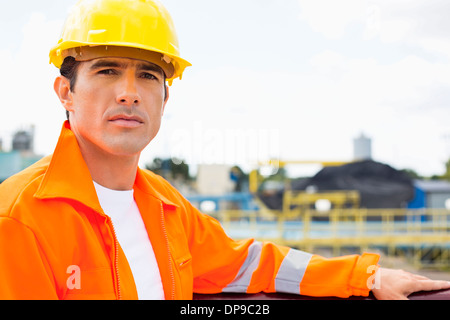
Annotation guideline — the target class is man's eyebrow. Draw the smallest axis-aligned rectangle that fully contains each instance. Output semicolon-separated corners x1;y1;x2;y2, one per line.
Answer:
136;62;164;75
89;59;123;70
89;59;164;76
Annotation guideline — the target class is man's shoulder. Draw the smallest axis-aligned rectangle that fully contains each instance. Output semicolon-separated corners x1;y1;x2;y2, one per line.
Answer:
0;155;52;216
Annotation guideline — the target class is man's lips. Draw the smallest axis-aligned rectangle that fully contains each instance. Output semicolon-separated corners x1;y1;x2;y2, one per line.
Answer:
109;114;144;123
108;114;144;127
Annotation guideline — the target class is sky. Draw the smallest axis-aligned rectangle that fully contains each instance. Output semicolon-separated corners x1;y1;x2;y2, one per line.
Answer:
1;0;450;178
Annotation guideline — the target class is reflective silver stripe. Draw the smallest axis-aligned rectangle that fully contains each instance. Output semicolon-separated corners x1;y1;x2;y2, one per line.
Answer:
222;241;263;293
275;248;313;294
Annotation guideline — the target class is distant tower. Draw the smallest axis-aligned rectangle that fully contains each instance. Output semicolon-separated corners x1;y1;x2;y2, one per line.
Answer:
353;133;372;161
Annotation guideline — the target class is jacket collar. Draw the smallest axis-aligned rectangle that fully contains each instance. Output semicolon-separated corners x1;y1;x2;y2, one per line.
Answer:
134;168;179;208
34;121;177;210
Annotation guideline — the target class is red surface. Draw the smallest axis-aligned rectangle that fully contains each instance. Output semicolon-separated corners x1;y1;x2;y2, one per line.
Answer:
193;288;450;300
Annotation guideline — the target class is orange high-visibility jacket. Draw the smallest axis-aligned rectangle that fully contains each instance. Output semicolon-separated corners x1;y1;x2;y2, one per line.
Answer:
0;121;379;299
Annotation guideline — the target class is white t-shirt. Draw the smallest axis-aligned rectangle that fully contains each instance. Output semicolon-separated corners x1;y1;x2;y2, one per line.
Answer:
93;181;165;300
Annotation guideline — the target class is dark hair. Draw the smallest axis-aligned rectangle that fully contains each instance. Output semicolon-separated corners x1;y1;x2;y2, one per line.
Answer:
60;57;81;120
59;56;168;121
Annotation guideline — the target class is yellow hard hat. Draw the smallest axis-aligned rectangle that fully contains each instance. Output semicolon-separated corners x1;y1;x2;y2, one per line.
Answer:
49;0;191;84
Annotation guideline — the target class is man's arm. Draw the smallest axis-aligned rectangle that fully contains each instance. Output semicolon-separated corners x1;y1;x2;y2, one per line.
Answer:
0;217;58;299
185;203;450;299
183;200;379;297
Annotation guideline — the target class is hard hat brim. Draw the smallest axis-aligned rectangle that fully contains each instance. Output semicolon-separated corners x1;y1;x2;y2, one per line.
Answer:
50;41;192;83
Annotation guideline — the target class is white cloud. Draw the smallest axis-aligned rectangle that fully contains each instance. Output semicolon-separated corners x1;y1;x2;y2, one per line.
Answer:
418;37;450;59
309;50;347;76
298;0;450;61
368;0;450;59
298;0;366;39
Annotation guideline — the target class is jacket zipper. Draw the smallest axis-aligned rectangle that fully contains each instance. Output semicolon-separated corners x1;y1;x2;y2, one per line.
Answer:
107;217;122;300
160;201;175;300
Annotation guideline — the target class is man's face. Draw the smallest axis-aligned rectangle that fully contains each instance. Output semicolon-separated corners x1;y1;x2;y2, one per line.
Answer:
57;57;168;158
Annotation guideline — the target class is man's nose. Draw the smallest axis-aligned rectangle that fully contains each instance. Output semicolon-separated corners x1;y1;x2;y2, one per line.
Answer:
116;71;141;106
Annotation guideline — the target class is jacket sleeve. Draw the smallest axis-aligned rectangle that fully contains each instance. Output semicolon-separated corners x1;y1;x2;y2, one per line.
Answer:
0;217;58;299
185;203;379;298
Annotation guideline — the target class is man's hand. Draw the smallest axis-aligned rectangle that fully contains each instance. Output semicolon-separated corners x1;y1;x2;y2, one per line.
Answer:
372;267;450;300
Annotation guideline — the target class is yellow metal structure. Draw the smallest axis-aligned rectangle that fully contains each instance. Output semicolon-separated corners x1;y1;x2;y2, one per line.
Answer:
282;190;360;213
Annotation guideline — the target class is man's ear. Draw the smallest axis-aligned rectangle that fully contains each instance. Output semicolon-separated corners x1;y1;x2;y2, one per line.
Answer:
54;76;74;112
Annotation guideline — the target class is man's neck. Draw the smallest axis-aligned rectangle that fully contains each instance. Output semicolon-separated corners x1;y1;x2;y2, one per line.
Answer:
79;143;140;191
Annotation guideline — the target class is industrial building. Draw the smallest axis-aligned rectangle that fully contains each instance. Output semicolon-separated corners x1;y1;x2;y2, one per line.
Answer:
0;126;42;183
408;179;450;209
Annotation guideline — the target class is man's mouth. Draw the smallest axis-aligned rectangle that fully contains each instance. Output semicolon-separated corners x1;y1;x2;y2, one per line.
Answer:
108;114;144;128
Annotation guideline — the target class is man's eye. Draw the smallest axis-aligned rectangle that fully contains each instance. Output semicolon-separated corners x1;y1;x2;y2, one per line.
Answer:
98;69;116;75
141;72;157;80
